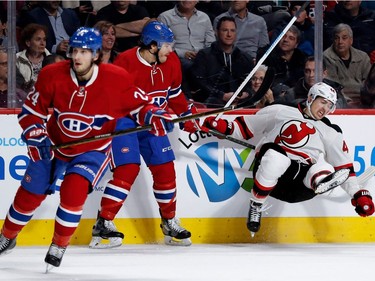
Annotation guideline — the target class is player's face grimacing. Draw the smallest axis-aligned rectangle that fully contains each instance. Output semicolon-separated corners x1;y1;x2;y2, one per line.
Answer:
309;96;334;120
71;47;98;79
158;42;174;63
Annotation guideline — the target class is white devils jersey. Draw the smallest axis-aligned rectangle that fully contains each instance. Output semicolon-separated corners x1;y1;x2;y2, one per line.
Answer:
232;103;351;169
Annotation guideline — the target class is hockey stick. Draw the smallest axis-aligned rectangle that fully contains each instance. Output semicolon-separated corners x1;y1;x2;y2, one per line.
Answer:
205;67;275;149
216;0;310;119
51;106;236;150
357;166;375;186
206;130;255;149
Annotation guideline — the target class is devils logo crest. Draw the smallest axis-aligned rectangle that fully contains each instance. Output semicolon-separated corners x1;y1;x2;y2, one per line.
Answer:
274;120;316;149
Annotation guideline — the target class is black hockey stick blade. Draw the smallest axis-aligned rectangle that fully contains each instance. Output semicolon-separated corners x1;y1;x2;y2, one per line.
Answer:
296;2;310;18
206;129;256;149
237;66;275;108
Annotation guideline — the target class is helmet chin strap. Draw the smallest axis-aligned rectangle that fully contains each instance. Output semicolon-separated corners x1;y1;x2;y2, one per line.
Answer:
305;100;316;120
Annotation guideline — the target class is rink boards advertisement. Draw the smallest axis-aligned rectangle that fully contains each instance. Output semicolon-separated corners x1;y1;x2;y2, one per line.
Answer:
1;111;375;244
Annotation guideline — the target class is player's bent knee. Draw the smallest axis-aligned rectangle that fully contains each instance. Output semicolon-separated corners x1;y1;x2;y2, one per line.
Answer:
255;148;291;187
113;163;140;185
259;148;291;175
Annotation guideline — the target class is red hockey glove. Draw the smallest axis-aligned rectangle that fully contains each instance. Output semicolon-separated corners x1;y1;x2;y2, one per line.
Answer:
179;104;200;133
21;124;54;162
202;116;233;135
144;107;174;136
351;189;374;217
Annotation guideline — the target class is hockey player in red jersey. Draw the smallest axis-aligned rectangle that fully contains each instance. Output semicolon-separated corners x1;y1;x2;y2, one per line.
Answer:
202;82;374;236
0;27;174;270
89;21;199;248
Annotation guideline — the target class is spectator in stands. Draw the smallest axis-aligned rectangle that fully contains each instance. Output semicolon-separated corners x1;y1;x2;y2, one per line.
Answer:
190;16;254;107
273;1;314;56
251;65;274;108
0;9;8;48
361;1;375;10
254;1;291;37
158;1;215;99
94;21;118;64
259;25;306;97
19;1;80;56
137;1;175;19
0;47;27;108
213;0;269;61
285;56;348;108
323;23;371;108
61;1;111;27
16;1;40;50
95;1;150;52
323;0;375;63
42;53;65;68
196;1;231;23
360;63;375;108
16;23;50;93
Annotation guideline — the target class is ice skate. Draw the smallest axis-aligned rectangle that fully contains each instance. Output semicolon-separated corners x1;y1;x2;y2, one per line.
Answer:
0;234;16;256
89;217;124;249
247;200;264;237
315;168;350;194
44;243;66;273
160;217;192;246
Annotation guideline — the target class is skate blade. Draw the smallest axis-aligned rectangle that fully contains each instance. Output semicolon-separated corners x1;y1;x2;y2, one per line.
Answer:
315;168;350;194
164;236;192;246
89;236;123;249
45;263;55;274
0;249;14;256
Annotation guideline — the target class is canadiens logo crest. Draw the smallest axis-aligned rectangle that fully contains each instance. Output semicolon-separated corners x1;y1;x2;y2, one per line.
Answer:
274;120;316;148
57;112;95;138
150;91;168;109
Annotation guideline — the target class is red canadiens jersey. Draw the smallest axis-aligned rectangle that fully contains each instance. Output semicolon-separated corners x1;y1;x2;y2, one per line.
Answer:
231;103;360;195
19;61;152;158
114;47;189;115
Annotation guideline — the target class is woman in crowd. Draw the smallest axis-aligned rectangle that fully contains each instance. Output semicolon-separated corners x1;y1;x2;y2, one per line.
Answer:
93;20;118;64
16;23;50;92
251;65;274;108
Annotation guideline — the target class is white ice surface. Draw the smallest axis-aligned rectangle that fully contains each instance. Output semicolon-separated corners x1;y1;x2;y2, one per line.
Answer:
1;243;374;280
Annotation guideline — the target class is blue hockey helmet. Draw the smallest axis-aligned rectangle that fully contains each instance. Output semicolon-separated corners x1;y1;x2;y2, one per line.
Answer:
140;21;175;48
67;27;102;57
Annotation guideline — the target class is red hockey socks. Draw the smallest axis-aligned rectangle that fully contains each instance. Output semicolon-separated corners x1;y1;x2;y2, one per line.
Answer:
99;163;140;220
53;174;89;247
1;186;46;239
149;162;176;219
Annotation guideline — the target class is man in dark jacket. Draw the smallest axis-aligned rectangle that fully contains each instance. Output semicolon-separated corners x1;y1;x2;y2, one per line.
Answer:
284;56;348;108
190;16;254;107
19;1;80;56
259;25;307;90
95;1;150;52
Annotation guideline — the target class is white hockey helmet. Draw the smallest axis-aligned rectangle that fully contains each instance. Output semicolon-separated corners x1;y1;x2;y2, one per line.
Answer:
307;82;337;114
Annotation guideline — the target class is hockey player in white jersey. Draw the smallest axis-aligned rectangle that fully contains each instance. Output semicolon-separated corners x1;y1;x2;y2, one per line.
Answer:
202;82;374;236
